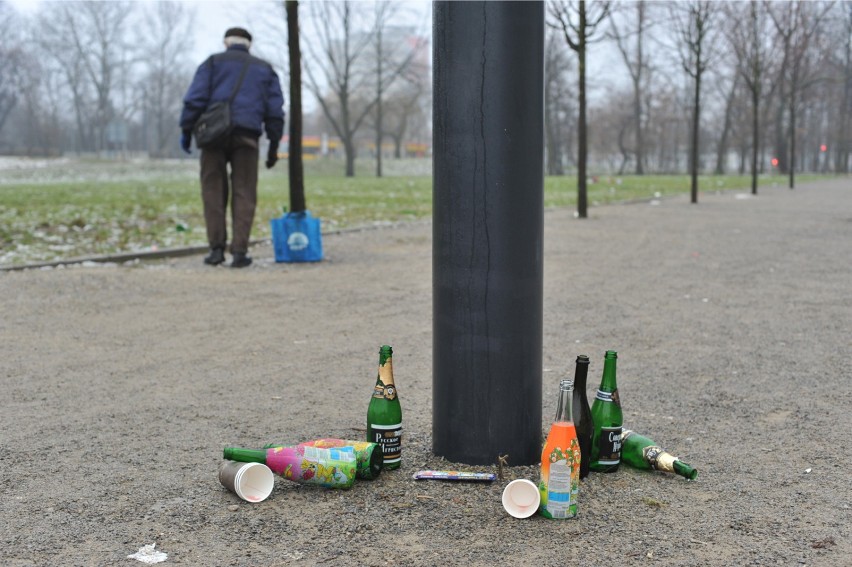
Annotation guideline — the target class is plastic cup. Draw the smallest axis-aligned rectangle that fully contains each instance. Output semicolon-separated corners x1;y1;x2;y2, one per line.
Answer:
218;460;274;503
502;479;540;518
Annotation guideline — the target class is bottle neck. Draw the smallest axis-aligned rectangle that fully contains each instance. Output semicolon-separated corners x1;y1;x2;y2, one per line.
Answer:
377;345;394;386
378;357;394;385
554;380;574;423
673;459;699;480
223;447;267;464
599;351;618;392
573;355;590;390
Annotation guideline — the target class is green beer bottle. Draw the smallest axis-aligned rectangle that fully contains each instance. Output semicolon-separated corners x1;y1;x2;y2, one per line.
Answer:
590;350;623;472
620;430;698;480
367;345;402;470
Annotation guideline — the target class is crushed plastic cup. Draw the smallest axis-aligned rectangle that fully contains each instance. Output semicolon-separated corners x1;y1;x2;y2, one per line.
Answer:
501;479;540;518
218;460;274;503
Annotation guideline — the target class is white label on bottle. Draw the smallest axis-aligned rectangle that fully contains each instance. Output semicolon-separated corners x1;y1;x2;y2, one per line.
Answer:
370;423;402;463
546;460;573;518
303;446;356;463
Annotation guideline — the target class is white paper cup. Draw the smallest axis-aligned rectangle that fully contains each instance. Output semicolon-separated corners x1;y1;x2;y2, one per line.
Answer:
219;461;274;503
502;479;540;518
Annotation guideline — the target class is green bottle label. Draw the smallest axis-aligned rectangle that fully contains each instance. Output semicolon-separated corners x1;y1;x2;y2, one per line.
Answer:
595;388;621;407
372;383;397;400
369;423;402;464
595;426;623;465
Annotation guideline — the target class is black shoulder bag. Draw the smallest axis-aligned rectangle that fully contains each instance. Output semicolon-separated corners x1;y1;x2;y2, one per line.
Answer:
193;57;250;149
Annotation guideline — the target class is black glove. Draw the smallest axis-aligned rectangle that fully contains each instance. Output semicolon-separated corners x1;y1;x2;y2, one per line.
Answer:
266;142;279;169
180;130;192;154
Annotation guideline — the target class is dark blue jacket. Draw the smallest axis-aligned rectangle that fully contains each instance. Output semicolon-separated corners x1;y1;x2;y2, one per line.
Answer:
180;45;285;143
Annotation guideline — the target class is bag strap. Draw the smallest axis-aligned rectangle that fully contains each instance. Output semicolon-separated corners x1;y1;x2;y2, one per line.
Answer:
227;57;251;104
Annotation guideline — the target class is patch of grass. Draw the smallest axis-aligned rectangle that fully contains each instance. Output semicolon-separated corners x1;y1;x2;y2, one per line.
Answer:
642;496;668;508
0;156;835;266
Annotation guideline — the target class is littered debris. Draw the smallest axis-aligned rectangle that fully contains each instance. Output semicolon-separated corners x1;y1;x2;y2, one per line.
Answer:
127;543;168;564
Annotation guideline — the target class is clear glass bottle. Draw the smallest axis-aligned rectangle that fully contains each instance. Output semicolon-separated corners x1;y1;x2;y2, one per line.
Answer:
539;379;580;519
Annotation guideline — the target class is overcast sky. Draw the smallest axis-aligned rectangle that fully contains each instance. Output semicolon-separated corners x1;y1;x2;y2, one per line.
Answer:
8;0;431;64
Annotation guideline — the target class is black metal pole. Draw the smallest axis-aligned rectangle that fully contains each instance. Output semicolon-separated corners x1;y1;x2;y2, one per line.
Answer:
432;1;544;466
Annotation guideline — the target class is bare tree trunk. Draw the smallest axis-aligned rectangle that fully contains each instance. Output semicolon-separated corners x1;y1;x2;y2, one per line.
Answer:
690;68;700;203
751;88;760;194
672;1;717;205
549;0;610;219
714;74;738;175
788;94;796;189
607;2;648;174
835;5;851;174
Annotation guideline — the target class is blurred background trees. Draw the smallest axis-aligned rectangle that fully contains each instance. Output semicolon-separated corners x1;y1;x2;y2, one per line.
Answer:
0;0;848;179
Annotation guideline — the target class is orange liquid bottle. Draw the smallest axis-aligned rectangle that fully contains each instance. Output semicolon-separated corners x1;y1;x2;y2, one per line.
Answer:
539;379;580;519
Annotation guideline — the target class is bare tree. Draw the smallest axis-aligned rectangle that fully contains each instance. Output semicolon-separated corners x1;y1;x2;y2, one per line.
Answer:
0;1;25;139
607;1;655;174
725;1;776;194
836;2;852;173
768;0;835;188
711;70;740;175
544;29;575;176
303;1;376;177
369;3;428;177
548;0;611;219
37;1;136;153
382;78;427;159
671;1;719;204
138;1;194;157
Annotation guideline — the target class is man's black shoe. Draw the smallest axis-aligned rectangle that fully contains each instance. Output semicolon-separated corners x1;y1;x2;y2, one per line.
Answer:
204;248;225;266
231;253;252;268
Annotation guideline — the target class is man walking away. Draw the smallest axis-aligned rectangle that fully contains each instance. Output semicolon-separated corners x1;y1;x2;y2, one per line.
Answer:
180;27;285;268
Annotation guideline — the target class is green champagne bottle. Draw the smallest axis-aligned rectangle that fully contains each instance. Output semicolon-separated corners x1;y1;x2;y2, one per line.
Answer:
620;430;698;480
590;350;623;472
367;345;402;470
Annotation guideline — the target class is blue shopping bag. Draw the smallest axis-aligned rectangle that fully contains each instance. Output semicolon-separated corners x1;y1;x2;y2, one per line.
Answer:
270;210;324;263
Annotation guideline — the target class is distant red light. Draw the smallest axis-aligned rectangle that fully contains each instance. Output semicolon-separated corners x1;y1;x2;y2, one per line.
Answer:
820;144;827;152
771;158;779;167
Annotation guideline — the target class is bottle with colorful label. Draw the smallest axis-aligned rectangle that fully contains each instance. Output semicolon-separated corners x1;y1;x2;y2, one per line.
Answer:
539;379;580;519
367;345;402;469
590;350;623;472
262;439;383;480
223;445;357;489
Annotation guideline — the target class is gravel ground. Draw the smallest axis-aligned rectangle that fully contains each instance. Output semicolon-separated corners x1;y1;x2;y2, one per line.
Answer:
1;178;850;566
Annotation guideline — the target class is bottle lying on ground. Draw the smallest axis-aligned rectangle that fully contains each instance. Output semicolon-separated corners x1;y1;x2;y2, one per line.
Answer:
262;439;383;480
620;429;698;480
223;445;358;489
